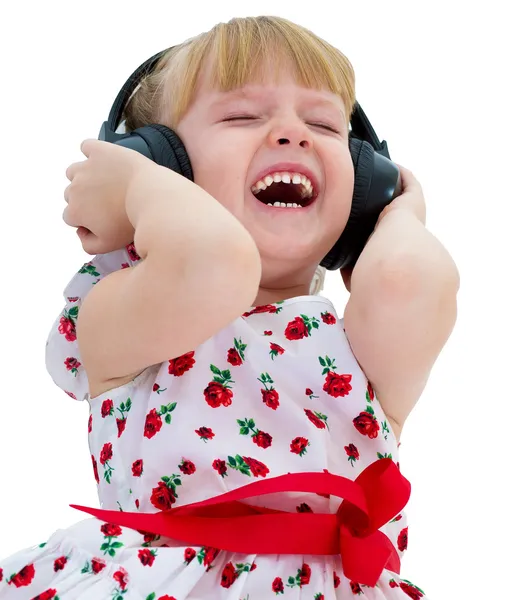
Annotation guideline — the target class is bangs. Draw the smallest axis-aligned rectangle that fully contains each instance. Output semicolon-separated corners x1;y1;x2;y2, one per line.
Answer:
162;16;356;127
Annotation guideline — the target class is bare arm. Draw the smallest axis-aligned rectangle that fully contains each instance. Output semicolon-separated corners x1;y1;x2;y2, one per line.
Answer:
77;164;261;398
343;176;459;439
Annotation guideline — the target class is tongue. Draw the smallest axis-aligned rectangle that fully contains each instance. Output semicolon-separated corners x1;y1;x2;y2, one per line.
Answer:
254;182;305;205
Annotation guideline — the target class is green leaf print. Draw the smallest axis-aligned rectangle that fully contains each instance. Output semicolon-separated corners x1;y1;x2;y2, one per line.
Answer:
318;355;338;375
228;454;251;476
382;420;390;438
366;404;375;415
67;305;79;319
299;313;320;334
79;263;101;277
377;452;393;460
100;540;124;557
146;594;156;600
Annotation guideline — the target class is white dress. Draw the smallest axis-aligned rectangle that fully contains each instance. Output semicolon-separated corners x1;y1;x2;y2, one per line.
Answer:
0;245;427;600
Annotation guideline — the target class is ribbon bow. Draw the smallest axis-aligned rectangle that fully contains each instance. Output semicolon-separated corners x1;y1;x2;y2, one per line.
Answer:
71;458;410;586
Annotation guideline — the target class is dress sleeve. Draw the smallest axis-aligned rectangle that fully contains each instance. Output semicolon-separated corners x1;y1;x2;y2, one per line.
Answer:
44;243;142;401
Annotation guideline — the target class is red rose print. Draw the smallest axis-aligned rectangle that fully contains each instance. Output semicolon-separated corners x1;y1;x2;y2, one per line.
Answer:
65;391;77;400
91;558;106;573
345;443;359;459
126;242;141;261
7;563;35;587
179;459;196;475
168;351;196;376
116;418;126;437
150;481;176;511
0;567;3;582
184;548;196;563
101;523;122;537
334;571;341;588
157;597;177;600
322;371;352;397
304;409;328;429
227;347;242;366
213;459;228;477
272;576;284;593
53;556;67;572
101;399;113;417
299;563;311;585
132;459;143;477
99;442;113;465
284;316;309;340
262;388;279;410
64;357;81;373
88;414;92;433
153;383;159;392
390;579;399;588
353;411;380;439
296;503;313;513
203;547;220;568
243;456;269;477
253;430;272;449
290;436;309;456
400;581;424;599
366;381;375;401
204;381;233;408
113;567;128;590
242;304;279;317
91;454;99;484
321;311;336;324
264;330;272;335
220;562;238;588
398;527;408;552
196;426;215;441
32;589;57;600
144;408;163;438
250;562;257;571
138;548;156;566
350;581;363;594
345;443;360;466
58;316;76;342
306;388;313;395
269;342;285;359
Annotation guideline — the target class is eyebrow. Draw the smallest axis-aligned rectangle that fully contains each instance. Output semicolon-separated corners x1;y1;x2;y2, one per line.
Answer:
209;90;345;119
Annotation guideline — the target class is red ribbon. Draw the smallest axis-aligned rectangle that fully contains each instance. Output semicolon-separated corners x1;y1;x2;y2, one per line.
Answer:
71;458;410;587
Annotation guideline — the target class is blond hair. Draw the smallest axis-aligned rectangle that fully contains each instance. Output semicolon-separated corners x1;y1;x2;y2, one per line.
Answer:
123;16;357;295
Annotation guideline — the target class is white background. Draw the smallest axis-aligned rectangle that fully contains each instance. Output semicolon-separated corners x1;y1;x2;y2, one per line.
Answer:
0;1;514;598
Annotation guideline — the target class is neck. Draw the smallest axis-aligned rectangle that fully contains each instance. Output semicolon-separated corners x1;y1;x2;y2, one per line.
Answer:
251;283;312;308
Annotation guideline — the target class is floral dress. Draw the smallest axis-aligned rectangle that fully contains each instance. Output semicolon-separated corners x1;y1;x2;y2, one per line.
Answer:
0;245;427;600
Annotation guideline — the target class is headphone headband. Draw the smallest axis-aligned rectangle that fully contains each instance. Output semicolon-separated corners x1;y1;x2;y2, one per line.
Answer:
99;47;391;160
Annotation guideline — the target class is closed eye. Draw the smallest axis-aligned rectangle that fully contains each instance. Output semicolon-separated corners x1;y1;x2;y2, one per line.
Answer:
309;123;341;134
222;116;258;122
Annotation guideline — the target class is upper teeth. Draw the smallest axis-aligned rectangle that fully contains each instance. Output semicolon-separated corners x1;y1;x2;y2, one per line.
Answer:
251;171;314;201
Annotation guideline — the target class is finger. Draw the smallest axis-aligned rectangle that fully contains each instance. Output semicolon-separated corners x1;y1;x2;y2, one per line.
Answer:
62;205;77;227
80;138;100;158
65;161;84;181
394;163;420;192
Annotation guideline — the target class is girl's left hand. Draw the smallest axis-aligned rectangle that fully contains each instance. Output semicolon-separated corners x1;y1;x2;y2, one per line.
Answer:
340;164;426;292
377;164;426;225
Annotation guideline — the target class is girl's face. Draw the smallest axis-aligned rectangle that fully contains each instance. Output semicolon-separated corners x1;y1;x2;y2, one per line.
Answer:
175;58;354;293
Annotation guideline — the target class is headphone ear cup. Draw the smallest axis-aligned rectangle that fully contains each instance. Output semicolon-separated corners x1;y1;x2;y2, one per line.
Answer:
110;123;194;181
320;138;375;271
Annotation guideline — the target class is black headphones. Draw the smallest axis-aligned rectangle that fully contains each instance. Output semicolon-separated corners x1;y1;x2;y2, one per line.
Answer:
99;48;402;270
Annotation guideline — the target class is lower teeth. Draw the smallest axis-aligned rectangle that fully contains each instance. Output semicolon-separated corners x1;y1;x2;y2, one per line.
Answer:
266;202;302;208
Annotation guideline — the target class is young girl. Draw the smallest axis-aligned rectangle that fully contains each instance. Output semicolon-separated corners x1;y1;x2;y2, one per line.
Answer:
0;15;459;600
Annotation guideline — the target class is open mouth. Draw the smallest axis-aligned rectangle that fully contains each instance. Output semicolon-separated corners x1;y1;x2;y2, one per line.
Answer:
251;171;318;208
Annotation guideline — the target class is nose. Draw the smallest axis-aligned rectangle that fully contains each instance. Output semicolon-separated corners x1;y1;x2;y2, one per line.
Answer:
267;117;313;149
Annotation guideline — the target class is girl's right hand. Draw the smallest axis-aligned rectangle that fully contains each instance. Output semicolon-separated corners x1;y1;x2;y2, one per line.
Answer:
63;139;156;255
